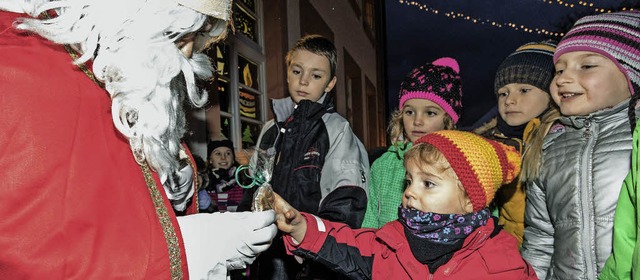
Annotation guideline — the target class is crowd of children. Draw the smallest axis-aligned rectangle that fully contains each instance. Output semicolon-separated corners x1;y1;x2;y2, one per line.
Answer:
192;9;640;280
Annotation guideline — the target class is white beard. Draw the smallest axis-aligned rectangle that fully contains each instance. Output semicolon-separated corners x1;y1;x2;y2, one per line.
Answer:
11;0;214;180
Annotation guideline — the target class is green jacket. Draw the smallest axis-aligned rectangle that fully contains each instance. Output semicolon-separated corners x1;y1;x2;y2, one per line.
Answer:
361;142;411;228
600;121;640;280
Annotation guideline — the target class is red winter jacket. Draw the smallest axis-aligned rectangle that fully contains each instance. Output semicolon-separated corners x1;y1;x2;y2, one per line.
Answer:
284;213;538;280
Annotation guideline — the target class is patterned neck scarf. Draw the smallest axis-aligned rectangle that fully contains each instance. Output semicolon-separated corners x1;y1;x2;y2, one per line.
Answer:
398;207;491;242
398;207;492;273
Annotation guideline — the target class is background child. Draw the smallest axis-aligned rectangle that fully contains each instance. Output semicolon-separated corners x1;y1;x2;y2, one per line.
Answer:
598;11;640;280
241;34;369;280
206;139;243;212
361;57;462;229
520;11;640;280
473;40;556;245
600;122;640;280
273;130;536;279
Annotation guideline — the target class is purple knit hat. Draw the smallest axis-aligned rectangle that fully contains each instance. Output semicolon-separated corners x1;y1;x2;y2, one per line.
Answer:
398;57;463;123
555;11;640;95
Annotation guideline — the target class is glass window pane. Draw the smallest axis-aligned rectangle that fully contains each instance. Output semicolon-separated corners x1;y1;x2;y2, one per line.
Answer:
205;43;230;77
238;55;259;90
240;121;262;148
233;4;257;42
238;0;256;12
220;116;232;140
214;78;230;113
239;88;260;119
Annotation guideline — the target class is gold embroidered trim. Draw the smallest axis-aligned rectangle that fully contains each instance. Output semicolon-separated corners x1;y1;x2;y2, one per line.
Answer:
62;45;105;88
188;157;200;211
140;163;184;280
40;11;104;88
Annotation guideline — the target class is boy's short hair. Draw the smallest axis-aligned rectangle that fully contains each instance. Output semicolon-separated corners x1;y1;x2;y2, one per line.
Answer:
285;34;337;78
411;130;521;212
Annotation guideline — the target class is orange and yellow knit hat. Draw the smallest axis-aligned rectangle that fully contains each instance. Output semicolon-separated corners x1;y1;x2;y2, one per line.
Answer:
414;130;521;212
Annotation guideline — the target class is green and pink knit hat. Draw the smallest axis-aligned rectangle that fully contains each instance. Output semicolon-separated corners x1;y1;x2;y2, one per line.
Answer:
398;57;463;123
555;11;640;95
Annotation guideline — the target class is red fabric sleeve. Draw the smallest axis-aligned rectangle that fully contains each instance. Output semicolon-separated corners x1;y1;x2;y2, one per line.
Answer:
283;213;378;257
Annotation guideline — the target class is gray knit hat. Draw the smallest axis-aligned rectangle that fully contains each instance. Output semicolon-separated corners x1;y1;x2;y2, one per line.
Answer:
495;40;557;94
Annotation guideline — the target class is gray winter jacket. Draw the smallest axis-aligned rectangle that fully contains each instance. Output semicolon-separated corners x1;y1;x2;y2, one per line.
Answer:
521;100;633;280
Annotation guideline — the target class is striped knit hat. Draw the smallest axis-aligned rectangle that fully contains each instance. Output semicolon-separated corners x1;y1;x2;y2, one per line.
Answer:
399;57;463;123
555;11;640;95
495;40;557;93
414;130;521;212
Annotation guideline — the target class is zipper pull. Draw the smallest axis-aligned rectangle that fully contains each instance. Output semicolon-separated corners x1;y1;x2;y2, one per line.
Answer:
583;120;592;138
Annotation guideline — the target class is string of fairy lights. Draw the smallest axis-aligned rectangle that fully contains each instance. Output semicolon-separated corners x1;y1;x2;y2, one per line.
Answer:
540;0;635;13
398;0;636;38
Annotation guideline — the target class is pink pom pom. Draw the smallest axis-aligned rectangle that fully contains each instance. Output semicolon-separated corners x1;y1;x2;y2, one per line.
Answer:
432;57;460;73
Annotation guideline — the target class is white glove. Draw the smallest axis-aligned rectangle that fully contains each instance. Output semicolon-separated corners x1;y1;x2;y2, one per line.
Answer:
177;211;277;280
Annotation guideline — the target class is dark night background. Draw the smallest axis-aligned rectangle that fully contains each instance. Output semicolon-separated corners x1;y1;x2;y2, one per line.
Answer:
383;0;639;129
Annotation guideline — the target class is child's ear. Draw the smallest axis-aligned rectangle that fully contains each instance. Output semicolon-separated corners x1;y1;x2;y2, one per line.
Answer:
325;76;337;93
463;197;474;213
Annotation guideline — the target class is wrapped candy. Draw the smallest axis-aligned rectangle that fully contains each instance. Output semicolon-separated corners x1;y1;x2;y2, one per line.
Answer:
236;147;276;211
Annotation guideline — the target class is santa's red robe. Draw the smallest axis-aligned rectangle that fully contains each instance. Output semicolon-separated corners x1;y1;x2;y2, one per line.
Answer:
0;10;197;279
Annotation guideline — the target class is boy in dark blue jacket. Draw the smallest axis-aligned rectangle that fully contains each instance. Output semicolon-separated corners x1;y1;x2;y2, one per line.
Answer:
241;34;369;280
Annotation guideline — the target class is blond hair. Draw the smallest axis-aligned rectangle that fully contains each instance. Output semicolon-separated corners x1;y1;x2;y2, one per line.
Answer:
403;142;469;210
388;109;455;145
520;106;561;182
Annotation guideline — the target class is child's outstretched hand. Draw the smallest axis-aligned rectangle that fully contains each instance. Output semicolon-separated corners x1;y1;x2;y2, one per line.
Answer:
272;192;307;243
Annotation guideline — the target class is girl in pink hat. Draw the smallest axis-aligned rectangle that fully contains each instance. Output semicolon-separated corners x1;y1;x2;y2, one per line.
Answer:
362;57;463;229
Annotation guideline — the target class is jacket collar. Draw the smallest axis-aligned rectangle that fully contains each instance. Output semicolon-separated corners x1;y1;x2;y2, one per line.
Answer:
389;141;412;158
270;93;332;122
559;98;630;129
376;219;496;276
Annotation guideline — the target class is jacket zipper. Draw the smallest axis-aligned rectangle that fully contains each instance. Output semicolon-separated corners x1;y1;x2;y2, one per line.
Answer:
583;119;592;138
580;118;596;278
